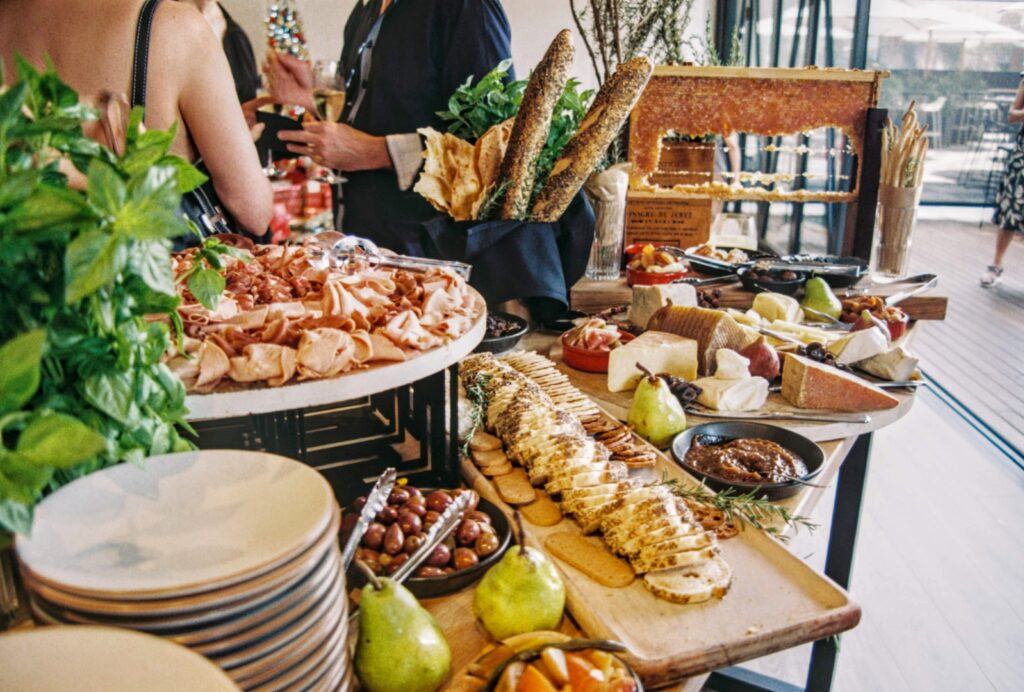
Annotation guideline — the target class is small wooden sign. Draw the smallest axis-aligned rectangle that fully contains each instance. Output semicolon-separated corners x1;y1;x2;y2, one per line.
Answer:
624;192;712;247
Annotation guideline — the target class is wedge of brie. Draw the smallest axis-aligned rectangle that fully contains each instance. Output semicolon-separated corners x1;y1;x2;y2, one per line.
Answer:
693;348;769;411
856;345;919;381
828;327;890;365
607;331;699;392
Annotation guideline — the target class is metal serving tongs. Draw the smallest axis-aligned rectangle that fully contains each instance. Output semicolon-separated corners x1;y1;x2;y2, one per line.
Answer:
339;468;397;571
884;273;938;308
305;233;473;279
349;491;474;624
685;403;871;424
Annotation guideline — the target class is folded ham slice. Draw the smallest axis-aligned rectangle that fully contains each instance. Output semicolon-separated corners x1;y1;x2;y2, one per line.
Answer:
229;343;298;386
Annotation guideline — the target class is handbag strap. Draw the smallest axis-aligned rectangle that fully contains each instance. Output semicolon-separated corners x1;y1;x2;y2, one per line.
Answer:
130;0;164;108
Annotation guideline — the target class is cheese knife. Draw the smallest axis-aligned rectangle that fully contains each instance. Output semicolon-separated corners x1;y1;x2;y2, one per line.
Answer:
685;404;871;424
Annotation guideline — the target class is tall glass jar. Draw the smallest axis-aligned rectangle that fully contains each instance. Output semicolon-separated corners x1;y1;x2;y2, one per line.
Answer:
583;164;631;281
871;183;922;283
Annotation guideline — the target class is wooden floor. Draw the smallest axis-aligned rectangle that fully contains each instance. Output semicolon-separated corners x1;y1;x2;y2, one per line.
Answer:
907;217;1024;455
729;386;1024;691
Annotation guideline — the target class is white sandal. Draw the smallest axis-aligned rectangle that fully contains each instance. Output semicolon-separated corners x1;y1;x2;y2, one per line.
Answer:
980;265;1004;288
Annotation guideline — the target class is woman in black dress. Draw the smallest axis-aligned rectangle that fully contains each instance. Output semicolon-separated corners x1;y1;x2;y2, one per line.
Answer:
984;73;1024;288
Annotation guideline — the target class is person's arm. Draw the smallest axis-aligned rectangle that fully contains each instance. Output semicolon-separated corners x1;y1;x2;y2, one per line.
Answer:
1008;79;1024;124
161;4;273;236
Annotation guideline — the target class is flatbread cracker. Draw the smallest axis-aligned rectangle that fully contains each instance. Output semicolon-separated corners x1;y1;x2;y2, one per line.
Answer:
545;532;635;588
493;468;536;505
481;461;514;477
469;430;502;452
520;491;563;527
471;449;510;467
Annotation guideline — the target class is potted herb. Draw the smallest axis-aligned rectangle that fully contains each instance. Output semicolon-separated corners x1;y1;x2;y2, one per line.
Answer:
0;59;203;624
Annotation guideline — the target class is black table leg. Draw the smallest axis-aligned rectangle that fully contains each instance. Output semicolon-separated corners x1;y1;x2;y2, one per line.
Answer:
804;431;872;691
706;431;874;692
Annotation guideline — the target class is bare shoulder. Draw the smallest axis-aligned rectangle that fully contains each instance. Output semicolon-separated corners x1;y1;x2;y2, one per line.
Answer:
151;1;218;58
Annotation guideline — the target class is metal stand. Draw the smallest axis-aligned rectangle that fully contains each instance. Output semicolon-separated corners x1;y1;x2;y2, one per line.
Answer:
707;432;873;692
187;364;461;505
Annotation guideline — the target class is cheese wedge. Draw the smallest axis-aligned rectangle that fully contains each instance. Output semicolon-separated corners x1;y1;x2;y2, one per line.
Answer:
828;327;889;365
693;376;769;411
628;283;698;328
781;352;899;412
607;331;699;392
752;292;803;323
646;306;749;375
856;345;919;381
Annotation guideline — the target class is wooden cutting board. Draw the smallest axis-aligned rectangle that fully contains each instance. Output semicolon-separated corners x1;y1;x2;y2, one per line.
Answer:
460;440;861;687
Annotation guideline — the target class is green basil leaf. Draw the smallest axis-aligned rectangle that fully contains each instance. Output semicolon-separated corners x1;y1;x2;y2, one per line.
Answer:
16;412;107;468
116;165;187;240
187;268;225;311
128;239;175;296
0;80;28;126
0;170;41;210
0;330;46;414
81;371;138;426
121;144;168;179
166;156;208;194
0;497;34;537
86;159;127;216
64;229;127;303
126;106;144;146
7;185;96;233
0;454;52;504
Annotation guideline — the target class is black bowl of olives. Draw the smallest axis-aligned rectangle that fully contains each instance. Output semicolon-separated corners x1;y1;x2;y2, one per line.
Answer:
738;266;808;296
343;486;512;598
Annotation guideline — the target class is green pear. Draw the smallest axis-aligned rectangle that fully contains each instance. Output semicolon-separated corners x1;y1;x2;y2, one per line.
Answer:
627;365;687;449
355;578;451;692
800;277;842;322
473;545;565;640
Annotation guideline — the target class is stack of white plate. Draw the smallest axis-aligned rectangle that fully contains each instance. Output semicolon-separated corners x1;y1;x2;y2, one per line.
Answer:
15;450;350;691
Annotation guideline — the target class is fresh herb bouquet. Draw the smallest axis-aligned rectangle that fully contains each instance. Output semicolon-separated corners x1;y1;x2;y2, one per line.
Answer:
0;58;203;540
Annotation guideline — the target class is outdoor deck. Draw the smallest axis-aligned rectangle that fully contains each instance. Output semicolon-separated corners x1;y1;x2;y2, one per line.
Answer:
910;213;1024;455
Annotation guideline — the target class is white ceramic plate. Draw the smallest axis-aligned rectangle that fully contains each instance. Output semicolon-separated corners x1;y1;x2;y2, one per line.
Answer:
16;450;334;597
0;626;237;691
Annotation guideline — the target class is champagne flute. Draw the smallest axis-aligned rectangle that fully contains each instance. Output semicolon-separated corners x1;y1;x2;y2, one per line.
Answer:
307;60;346;185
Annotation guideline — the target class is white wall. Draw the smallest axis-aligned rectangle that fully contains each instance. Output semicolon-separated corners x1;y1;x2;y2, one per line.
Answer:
220;0;710;91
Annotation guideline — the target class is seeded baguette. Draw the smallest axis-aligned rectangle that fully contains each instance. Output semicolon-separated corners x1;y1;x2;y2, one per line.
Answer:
531;56;654;222
496;29;574;220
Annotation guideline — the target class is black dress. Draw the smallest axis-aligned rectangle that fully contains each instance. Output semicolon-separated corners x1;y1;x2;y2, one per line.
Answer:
994;128;1024;233
220;4;259;104
337;0;513;255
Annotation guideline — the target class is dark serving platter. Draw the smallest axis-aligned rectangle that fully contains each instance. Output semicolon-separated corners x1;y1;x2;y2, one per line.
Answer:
779;255;868;289
475;311;528;354
670;422;825;500
737;267;808;296
684;246;777;277
345;493;512;598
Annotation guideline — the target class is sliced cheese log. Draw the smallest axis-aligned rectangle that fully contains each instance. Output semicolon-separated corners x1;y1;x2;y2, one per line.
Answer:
545;464;628;495
781;353;899;412
856;345;919;381
693;376;769;412
646;306;749;375
642;556;733;604
607;331;699;392
628;283;698;329
631;545;720;574
827;327;889;365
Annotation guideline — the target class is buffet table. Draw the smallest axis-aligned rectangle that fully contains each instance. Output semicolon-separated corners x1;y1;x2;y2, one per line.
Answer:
423;323;926;691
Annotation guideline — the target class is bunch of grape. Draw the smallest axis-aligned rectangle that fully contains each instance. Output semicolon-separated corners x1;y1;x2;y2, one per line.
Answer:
697;289;722;309
659;373;703;405
798;342;849;371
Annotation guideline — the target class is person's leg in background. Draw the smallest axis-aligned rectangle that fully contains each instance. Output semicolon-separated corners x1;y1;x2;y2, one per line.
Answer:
981;228;1014;287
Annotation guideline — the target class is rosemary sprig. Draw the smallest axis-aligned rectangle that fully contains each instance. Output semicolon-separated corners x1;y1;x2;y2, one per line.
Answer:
460;372;492;457
665;478;817;542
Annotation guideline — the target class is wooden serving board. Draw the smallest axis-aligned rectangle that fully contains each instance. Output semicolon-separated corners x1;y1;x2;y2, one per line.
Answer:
460;442;861;687
569;276;948;321
548;343;914;443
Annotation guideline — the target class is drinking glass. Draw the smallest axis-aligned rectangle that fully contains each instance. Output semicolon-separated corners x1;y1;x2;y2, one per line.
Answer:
871;183;921;283
709;212;758;250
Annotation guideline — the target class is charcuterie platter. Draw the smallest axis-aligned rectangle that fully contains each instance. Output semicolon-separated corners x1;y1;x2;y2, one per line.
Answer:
164;241;486;419
457;351;860;687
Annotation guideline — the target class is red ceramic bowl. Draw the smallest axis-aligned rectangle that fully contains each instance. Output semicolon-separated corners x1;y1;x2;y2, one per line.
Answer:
626;266;689;286
561;332;635;373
